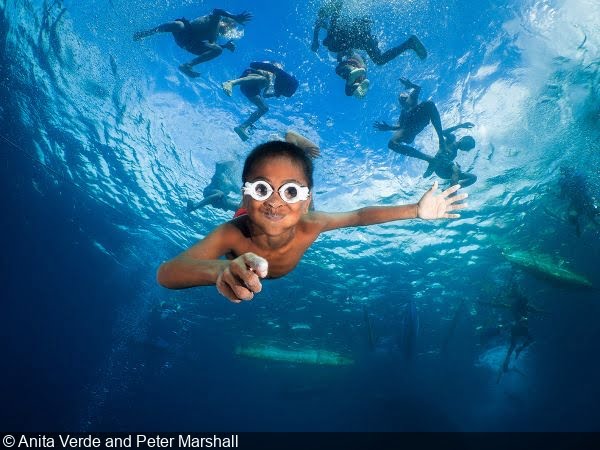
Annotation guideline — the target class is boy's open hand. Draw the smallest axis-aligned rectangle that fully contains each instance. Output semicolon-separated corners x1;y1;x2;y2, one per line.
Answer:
216;253;269;303
417;181;468;219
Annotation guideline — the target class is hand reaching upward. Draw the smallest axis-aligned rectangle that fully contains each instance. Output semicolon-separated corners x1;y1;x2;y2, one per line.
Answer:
417;181;468;219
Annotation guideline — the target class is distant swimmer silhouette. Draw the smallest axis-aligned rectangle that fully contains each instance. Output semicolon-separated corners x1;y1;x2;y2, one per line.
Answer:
187;161;240;213
222;61;299;141
311;0;427;66
374;77;446;153
557;166;600;237
497;285;535;383
133;8;252;78
477;278;544;383
422;123;477;188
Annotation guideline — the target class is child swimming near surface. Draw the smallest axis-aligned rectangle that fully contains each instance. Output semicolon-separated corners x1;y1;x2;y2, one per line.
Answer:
157;140;468;303
134;9;252;78
222;61;299;141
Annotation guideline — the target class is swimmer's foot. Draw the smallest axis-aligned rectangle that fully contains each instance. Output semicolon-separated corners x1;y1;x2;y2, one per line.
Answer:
223;40;236;52
222;81;234;96
234;126;250;141
179;63;201;78
353;78;370;99
408;35;427;60
133;30;153;41
347;67;366;86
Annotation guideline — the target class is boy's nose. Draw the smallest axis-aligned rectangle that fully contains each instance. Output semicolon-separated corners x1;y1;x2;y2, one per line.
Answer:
265;192;284;207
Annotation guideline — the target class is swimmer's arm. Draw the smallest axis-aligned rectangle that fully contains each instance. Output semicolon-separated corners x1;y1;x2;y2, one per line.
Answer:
311;11;327;51
399;77;419;90
212;9;234;18
285;131;320;158
311;204;419;232
156;224;234;289
311;24;322;51
212;9;252;25
310;182;468;232
373;120;401;131
443;122;474;136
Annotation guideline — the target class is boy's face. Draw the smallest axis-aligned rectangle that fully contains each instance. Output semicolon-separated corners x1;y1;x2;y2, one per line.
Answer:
243;156;310;237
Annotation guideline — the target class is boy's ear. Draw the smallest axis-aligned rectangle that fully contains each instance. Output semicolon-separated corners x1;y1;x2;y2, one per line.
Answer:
303;197;311;214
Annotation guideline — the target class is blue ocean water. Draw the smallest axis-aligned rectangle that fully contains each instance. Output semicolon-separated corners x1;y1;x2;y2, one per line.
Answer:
1;0;599;431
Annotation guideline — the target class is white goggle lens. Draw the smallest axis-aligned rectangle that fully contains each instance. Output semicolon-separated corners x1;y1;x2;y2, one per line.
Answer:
278;182;309;203
243;180;273;201
243;181;309;204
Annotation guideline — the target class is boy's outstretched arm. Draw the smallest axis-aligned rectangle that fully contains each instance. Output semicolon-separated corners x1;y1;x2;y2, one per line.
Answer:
285;130;320;158
156;224;268;303
157;224;233;289
313;182;468;231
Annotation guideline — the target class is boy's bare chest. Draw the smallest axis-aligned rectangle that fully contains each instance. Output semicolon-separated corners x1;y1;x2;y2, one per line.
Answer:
231;233;317;278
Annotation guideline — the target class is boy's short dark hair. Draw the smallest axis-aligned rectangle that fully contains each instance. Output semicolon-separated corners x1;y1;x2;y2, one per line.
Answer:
242;141;314;189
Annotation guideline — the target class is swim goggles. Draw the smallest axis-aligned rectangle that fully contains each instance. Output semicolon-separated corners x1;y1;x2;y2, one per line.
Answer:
242;180;310;204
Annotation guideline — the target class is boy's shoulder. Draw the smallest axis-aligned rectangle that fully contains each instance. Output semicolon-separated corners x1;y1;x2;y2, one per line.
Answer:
301;211;325;223
205;217;251;244
299;211;331;232
223;216;252;238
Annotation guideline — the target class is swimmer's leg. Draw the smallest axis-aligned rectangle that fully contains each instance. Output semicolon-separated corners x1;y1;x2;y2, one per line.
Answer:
179;43;226;77
234;94;269;141
389;141;433;162
457;170;477;188
366;34;427;65
179;63;202;78
222;73;267;97
133;20;184;41
187;192;224;212
515;334;534;359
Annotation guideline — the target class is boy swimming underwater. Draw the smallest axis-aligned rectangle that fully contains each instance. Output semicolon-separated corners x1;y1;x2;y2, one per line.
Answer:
157;140;468;303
